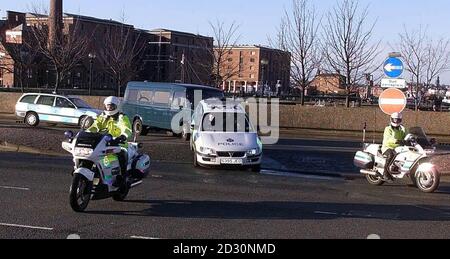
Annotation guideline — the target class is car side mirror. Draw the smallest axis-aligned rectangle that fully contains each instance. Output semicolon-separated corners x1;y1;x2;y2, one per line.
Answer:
190;124;195;131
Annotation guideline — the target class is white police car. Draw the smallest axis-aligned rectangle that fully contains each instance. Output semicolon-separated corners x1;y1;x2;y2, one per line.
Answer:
15;93;101;128
190;99;262;172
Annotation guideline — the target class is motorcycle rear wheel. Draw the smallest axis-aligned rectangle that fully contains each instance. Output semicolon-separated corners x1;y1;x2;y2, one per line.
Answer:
366;174;385;186
69;174;93;212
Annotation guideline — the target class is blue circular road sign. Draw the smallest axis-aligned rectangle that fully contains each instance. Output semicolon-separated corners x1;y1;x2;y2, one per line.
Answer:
384;57;404;78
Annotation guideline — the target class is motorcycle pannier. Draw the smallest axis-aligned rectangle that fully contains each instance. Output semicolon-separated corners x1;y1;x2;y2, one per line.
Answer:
354;151;374;169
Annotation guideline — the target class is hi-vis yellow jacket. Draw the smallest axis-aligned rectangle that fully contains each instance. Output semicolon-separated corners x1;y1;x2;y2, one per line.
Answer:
88;113;132;147
382;125;407;153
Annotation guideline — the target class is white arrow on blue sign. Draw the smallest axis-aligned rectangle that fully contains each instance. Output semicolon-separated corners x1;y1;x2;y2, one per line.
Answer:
384;57;404;78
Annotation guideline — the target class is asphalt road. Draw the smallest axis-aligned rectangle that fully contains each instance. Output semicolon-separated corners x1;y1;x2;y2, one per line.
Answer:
1;152;450;239
2;116;450;239
0;114;367;176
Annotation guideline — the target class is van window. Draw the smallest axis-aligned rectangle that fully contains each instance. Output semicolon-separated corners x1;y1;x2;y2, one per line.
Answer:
153;91;171;106
138;90;153;104
171;91;187;109
125;89;139;102
36;96;55;106
20;95;38;104
56;98;75;109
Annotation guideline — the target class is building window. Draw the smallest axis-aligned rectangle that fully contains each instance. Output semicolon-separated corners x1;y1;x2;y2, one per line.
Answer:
228;58;233;62
250;74;255;79
250;66;254;71
250;58;255;63
251;51;256;56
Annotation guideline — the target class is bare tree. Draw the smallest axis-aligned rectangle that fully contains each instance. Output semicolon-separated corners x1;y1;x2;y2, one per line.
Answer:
2;35;41;91
399;26;450;110
96;14;148;97
424;39;450;93
399;26;427;110
27;7;91;94
271;0;321;105
322;0;381;107
209;20;241;89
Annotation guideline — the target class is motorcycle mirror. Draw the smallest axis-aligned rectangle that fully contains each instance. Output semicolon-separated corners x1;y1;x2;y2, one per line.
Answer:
64;131;74;139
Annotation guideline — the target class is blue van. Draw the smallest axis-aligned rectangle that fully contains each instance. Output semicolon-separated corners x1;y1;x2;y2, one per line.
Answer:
121;82;224;140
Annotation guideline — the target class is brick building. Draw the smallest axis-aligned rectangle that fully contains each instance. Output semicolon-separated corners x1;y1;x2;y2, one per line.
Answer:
215;45;290;95
0;10;214;90
144;29;213;86
310;72;347;95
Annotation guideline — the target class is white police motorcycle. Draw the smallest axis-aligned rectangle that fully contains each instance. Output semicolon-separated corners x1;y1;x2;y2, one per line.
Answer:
354;127;441;193
62;131;151;212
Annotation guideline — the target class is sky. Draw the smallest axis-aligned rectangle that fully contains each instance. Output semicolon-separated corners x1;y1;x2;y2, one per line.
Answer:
2;0;450;82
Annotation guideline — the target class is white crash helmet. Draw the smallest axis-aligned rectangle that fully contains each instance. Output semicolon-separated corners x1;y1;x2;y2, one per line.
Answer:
103;96;120;116
390;112;403;128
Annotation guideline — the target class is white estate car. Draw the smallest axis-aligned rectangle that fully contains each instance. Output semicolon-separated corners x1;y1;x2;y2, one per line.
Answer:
15;93;101;128
190;99;262;172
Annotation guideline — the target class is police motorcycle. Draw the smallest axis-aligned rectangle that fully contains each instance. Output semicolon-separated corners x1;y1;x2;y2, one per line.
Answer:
62;130;151;212
354;127;440;193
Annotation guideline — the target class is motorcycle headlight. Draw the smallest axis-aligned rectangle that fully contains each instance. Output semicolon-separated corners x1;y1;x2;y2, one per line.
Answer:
199;147;216;155
74;147;93;157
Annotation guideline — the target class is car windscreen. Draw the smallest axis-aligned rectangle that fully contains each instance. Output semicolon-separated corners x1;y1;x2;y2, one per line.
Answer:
69;98;92;109
201;112;253;133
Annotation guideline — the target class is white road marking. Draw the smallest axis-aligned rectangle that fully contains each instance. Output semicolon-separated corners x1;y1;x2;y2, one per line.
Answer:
130;236;160;240
0;185;30;191
67;234;81;239
0;222;53;231
367;234;381;239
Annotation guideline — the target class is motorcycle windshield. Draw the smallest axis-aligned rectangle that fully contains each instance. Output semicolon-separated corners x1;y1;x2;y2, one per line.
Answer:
408;127;432;148
75;132;105;149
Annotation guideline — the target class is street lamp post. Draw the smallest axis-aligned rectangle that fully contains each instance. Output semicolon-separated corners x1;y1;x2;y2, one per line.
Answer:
88;53;96;96
365;73;374;100
260;58;269;97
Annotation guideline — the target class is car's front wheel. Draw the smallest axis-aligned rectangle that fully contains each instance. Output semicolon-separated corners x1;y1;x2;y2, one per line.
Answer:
25;112;39;127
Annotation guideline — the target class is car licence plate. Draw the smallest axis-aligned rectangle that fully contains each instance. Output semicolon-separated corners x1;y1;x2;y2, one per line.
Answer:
221;158;243;165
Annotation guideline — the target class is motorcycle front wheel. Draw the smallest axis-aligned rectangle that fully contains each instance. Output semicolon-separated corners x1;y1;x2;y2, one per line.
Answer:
416;170;440;193
69;174;93;212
